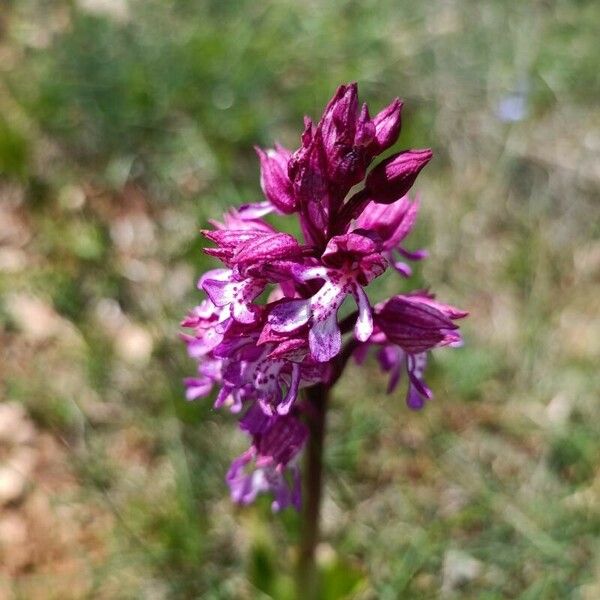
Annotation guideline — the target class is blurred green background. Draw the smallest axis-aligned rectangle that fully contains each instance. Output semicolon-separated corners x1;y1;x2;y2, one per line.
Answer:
0;0;598;598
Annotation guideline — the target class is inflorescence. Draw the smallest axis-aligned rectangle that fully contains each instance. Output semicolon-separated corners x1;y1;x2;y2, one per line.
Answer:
182;83;467;511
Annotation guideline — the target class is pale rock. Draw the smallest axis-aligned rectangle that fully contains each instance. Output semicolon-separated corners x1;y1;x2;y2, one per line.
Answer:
546;393;572;427
0;467;26;506
6;448;37;479
78;0;130;23
0;403;35;445
0;512;30;574
114;323;153;365
0;513;27;547
5;294;80;344
58;184;86;211
0;248;28;273
442;549;482;594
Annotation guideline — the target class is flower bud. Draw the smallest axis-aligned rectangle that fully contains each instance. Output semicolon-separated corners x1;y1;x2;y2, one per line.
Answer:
372;98;403;152
365;149;433;204
256;145;297;214
375;295;457;353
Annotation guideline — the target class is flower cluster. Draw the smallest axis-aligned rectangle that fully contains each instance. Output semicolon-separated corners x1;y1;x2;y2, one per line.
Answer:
182;83;467;511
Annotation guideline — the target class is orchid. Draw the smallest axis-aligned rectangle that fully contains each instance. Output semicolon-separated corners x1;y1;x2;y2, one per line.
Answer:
182;83;466;550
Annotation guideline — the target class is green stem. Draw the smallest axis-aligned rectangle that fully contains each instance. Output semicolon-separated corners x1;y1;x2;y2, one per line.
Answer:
296;383;328;599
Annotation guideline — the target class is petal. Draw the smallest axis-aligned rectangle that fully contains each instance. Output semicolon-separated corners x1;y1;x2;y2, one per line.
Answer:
354;103;375;147
203;278;264;323
268;299;311;332
183;377;213;400
257;414;308;466
406;384;426;410
198;268;231;289
267;338;308;361
357;253;387;285
322;232;378;266
375;345;404;393
407;353;432;399
256;146;297;214
233;233;302;272
214;386;232;409
372;97;403;153
202;278;234;307
202;229;267;249
377;295;457;331
353;343;370;365
234;200;275;219
406;294;468;320
240;403;273;435
377;345;402;371
387;363;402;394
392;259;413;278
227;451;268;505
352;285;373;342
182;335;210;359
397;246;428;261
211;207;274;232
309;312;341;362
277;363;301;415
231;300;259;324
271;466;301;512
320;83;359;153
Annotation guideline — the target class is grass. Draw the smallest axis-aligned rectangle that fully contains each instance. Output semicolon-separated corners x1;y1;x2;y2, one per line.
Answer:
0;0;599;598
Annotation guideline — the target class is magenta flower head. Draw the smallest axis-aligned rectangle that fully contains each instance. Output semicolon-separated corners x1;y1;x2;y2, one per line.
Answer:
182;83;467;511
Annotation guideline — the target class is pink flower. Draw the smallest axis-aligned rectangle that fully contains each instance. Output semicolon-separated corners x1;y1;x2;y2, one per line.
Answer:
181;82;466;510
267;232;386;362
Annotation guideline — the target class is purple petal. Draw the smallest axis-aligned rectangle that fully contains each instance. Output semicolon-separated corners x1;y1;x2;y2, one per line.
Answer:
397;246;428;261
183;377;213;400
353;343;370;365
202;278;234;307
233;232;302;271
202;229;267;249
277;363;301;415
240;402;273;435
406;384;426;410
392;259;413;278
309;312;341;362
352;285;373;342
355;103;375;147
234;201;275;219
227;450;268;505
268;299;311;332
257;413;307;465
256;146;297;214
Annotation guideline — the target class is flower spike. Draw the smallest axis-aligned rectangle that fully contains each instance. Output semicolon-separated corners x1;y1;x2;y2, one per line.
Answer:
182;83;466;510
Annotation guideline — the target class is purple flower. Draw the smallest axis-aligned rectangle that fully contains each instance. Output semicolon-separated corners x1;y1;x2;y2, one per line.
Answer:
375;345;431;409
227;407;307;510
374;293;466;354
181;82;466;510
354;194;426;276
353;293;467;409
227;450;302;512
267;232;386;362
